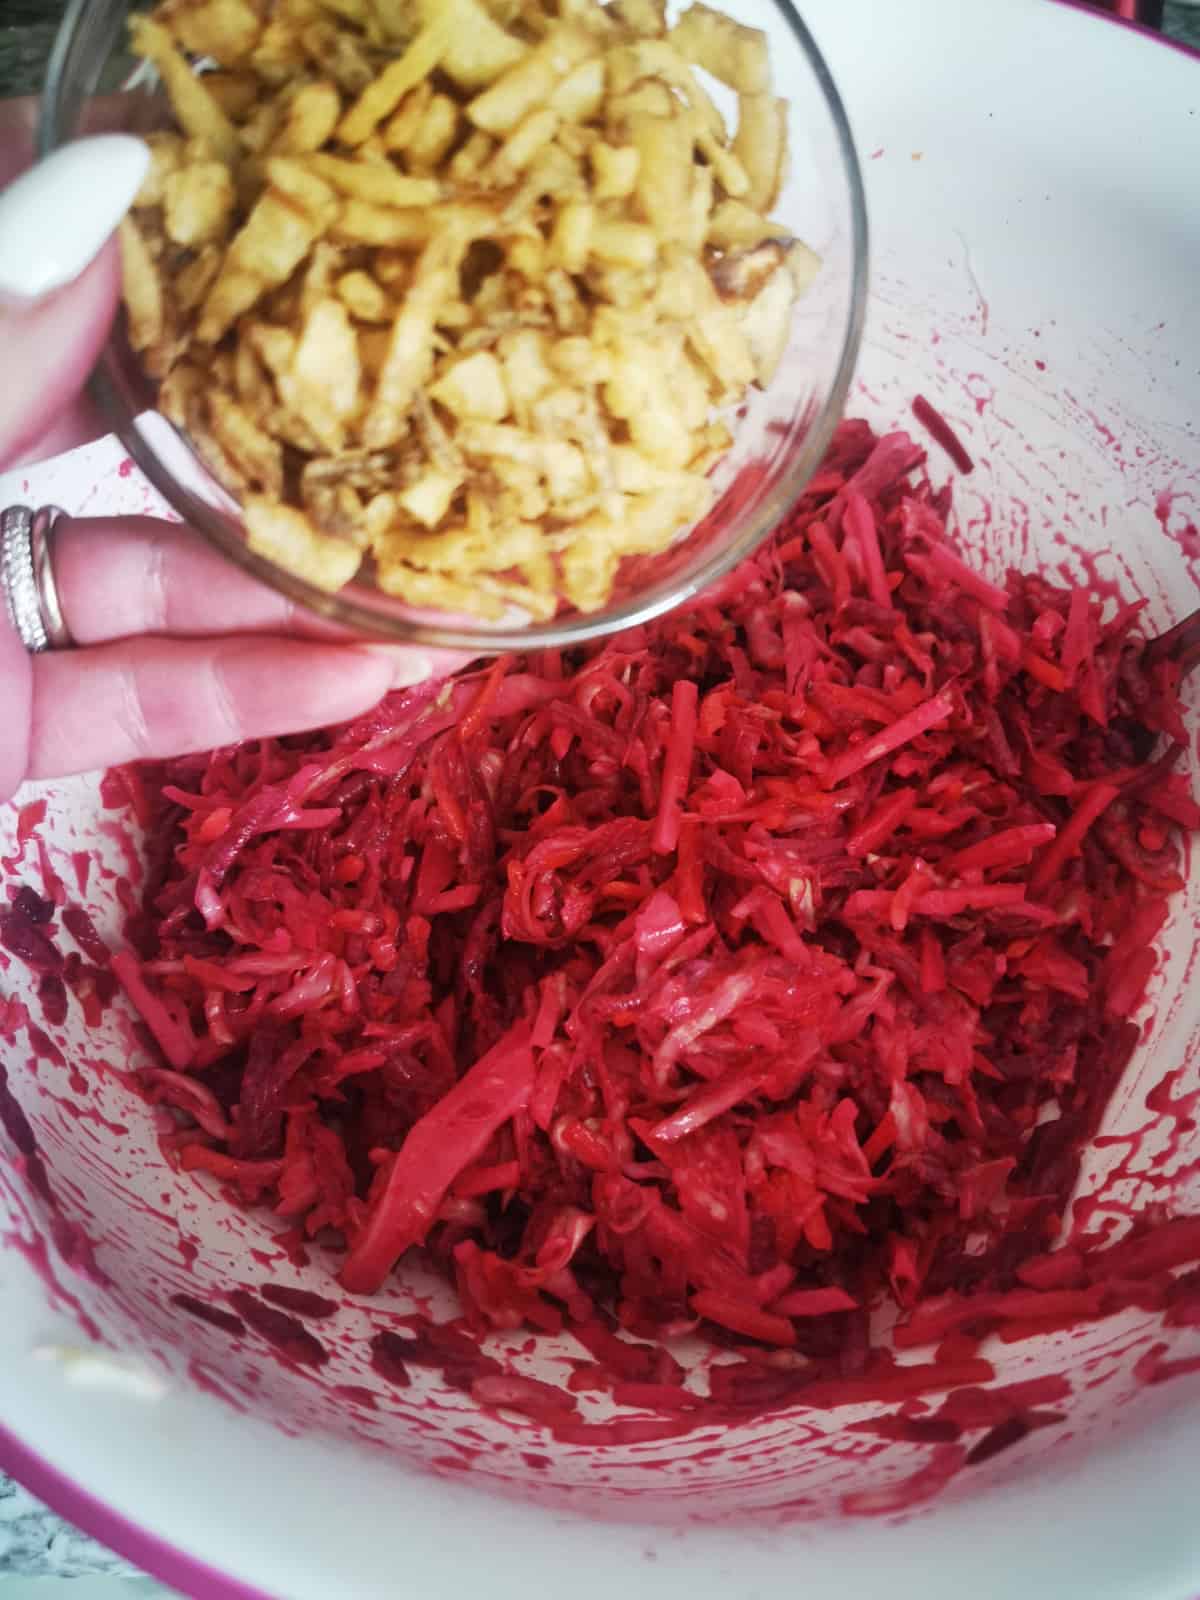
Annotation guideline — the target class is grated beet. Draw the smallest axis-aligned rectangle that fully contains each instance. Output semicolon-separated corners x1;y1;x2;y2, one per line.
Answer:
114;419;1197;1359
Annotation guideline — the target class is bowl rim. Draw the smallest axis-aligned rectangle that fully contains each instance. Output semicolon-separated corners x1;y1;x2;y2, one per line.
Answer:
0;1421;274;1600
38;0;870;652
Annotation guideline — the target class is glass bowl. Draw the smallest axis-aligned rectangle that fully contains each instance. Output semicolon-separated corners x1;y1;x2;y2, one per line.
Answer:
37;0;867;651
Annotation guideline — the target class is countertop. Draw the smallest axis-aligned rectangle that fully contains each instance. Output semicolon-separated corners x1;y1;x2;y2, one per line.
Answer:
0;0;1197;1592
0;1478;158;1586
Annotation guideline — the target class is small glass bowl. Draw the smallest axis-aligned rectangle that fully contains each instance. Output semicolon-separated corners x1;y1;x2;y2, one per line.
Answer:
39;0;867;652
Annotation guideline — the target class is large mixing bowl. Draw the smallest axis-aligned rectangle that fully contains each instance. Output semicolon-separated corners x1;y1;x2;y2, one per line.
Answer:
36;0;867;652
2;2;1199;1597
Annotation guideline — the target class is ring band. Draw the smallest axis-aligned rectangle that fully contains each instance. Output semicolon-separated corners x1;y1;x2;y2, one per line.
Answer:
1;505;72;653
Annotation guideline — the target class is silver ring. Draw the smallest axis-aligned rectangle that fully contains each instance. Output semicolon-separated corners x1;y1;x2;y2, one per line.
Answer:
1;505;72;653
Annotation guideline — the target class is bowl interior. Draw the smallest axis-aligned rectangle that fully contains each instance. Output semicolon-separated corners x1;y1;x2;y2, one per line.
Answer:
4;2;1200;1598
39;0;867;651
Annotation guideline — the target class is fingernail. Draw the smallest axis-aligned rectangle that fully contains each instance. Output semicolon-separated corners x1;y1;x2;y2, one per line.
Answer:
361;648;435;689
0;136;150;301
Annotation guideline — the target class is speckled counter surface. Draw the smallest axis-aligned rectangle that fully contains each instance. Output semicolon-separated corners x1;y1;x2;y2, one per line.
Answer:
0;1478;149;1584
1166;0;1200;46
0;0;1198;1589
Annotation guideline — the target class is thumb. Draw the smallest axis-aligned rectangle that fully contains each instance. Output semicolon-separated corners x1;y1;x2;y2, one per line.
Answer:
0;135;149;470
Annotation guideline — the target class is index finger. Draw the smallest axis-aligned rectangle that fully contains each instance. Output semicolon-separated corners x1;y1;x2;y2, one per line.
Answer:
0;92;148;188
0;95;161;466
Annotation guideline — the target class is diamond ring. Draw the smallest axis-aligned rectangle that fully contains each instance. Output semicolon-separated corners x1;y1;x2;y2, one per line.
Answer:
0;505;73;654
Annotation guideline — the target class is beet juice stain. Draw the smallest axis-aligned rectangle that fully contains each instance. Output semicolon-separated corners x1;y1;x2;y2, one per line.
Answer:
228;1289;329;1369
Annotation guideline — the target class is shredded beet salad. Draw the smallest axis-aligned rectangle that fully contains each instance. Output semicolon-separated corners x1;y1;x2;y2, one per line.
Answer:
111;418;1199;1355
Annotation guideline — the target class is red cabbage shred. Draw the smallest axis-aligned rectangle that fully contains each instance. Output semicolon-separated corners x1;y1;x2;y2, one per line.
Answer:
116;419;1198;1356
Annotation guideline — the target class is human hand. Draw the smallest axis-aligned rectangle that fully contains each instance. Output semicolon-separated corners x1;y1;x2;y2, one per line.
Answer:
0;126;466;804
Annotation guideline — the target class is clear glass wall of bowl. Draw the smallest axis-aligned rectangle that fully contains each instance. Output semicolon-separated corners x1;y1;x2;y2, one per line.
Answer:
39;0;867;649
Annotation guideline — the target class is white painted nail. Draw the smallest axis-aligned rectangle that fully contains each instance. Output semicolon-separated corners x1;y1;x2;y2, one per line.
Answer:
0;136;150;301
393;660;435;689
361;648;435;689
